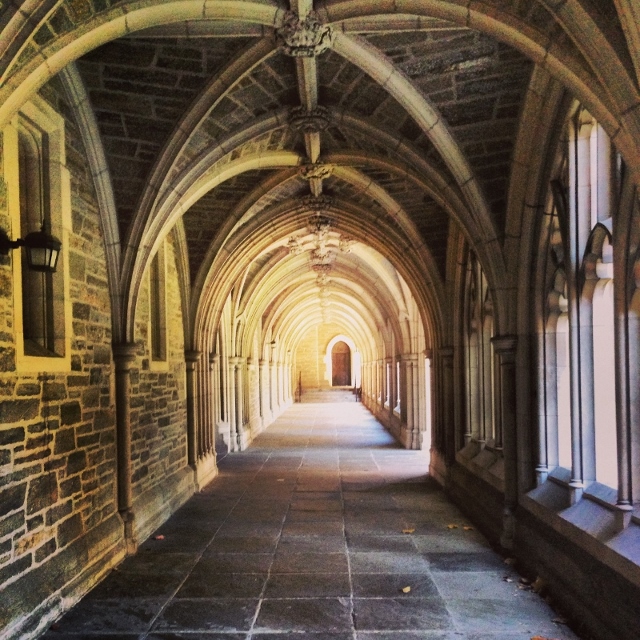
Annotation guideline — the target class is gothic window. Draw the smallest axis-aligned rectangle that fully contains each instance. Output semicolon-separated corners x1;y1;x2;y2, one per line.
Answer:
463;252;494;445
538;105;619;490
6;98;70;368
149;242;167;363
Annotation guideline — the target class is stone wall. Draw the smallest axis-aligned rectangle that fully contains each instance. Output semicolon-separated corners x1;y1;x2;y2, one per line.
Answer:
130;232;192;541
294;323;346;390
0;79;123;639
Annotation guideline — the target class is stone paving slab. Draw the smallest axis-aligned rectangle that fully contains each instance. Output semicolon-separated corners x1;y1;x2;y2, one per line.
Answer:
42;402;582;640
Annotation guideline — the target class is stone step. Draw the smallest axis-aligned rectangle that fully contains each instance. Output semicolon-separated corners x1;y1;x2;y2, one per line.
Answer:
299;387;358;403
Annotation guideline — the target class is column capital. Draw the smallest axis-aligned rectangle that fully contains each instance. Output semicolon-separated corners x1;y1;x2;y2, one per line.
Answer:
401;353;419;363
185;350;201;371
112;343;137;371
491;335;518;355
424;348;433;359
209;352;219;366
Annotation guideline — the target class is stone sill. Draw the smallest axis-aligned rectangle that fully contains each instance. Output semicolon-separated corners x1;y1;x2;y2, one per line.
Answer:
523;478;640;587
455;439;505;492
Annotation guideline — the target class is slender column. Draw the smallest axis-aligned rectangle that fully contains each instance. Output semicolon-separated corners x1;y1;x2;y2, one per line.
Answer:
209;353;220;453
270;361;277;415
411;356;420;449
492;335;518;550
236;357;246;448
228;358;238;451
439;347;455;465
185;350;201;468
113;343;137;553
259;359;269;423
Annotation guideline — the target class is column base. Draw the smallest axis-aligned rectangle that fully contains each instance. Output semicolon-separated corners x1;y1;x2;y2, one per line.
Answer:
195;451;218;491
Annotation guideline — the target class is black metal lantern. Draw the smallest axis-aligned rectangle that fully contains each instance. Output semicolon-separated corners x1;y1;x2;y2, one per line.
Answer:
0;225;61;272
23;227;61;272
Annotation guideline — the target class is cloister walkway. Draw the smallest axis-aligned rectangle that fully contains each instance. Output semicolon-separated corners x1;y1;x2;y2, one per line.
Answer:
44;400;581;640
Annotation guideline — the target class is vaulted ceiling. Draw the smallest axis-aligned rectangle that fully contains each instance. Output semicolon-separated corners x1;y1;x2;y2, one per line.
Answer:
5;0;634;351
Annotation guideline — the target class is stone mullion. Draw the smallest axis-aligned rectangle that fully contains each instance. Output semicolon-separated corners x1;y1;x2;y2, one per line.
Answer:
491;336;518;549
567;115;596;501
113;342;137;553
613;173;638;520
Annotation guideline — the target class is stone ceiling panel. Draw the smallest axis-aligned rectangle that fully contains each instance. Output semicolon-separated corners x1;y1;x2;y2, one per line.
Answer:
76;36;255;240
182;169;277;282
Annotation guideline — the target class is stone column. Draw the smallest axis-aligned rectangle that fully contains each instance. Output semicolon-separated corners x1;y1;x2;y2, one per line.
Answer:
491;335;518;550
113;342;137;553
210;353;220;437
259;359;270;425
228;358;238;451
234;357;245;449
185;350;201;469
270;360;277;416
439;346;455;465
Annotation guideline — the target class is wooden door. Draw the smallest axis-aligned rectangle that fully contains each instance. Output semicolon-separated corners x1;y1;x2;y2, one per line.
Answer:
332;341;351;386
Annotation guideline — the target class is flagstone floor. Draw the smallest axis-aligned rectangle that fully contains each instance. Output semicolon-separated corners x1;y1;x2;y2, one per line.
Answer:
43;400;582;640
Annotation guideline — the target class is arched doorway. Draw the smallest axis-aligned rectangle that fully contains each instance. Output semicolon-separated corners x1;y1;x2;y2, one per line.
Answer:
331;341;351;386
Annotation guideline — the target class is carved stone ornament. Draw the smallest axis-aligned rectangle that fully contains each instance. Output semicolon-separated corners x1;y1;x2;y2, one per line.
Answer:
300;163;335;181
308;214;332;236
287;235;304;255
311;262;332;274
339;236;354;253
289;106;331;133
316;273;330;287
276;11;334;57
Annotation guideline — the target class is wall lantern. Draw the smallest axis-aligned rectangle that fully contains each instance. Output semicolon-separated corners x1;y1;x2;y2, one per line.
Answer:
0;225;61;272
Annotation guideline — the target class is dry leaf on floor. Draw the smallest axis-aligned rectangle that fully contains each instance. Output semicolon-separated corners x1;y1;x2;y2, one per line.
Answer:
277;479;285;482
401;586;411;593
402;528;415;534
531;636;560;640
520;577;532;585
552;617;569;625
463;526;474;531
153;535;165;540
447;524;458;529
532;577;546;593
503;576;514;583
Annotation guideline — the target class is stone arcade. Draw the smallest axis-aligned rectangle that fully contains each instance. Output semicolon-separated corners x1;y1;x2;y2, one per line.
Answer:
0;1;639;638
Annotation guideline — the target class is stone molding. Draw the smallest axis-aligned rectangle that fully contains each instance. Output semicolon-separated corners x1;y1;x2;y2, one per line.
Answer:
289;105;331;133
276;11;334;57
299;162;335;180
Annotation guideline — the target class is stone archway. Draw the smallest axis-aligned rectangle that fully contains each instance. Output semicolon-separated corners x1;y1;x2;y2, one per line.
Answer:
331;341;351;386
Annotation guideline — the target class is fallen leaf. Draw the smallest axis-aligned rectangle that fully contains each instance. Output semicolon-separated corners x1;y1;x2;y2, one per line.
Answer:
401;586;411;593
552;617;568;625
531;636;560;640
153;534;165;540
463;526;474;531
402;528;415;534
518;584;531;591
503;576;514;583
520;577;532;585
447;524;458;529
277;478;285;482
532;577;546;593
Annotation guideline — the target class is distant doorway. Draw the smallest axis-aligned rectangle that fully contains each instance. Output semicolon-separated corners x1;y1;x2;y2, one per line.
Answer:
332;341;351;386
